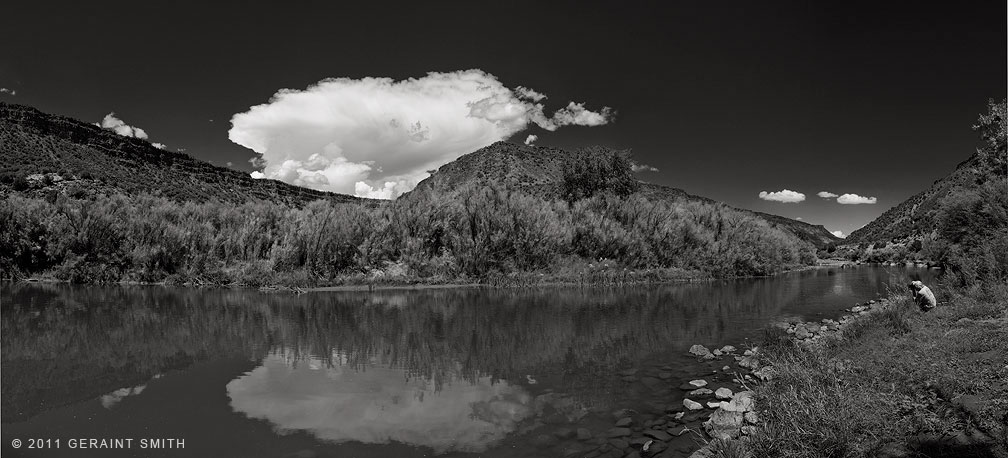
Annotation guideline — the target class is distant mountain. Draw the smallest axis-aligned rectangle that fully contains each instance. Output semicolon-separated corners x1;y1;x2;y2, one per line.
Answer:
0;103;361;206
410;142;840;248
846;153;987;243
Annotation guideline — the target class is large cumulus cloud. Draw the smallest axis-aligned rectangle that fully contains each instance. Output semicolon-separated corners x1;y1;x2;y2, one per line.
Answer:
229;70;613;198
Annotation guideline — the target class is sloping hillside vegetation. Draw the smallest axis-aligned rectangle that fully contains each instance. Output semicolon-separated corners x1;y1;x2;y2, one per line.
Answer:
0;103;360;206
841;99;1008;285
412;142;840;248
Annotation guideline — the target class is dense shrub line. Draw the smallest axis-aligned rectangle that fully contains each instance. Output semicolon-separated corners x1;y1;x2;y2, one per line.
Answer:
0;184;815;286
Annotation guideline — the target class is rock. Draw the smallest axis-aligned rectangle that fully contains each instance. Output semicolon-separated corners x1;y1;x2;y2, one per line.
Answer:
795;327;811;339
643;429;672;441
688;445;716;458
741;425;758;436
628;437;651;447
613;408;634;419
683;399;703;410
702;353;717;360
607;427;632;437
743;349;754;356
706;401;722;409
738;356;760;370
688;379;708;388
712;349;723;356
576;428;592;440
555;428;576;439
703;409;744;440
715;387;733;400
689;388;713;396
722;365;730;371
722;391;756;412
615;417;633;427
719;345;736;353
673;412;685;420
689;344;711;357
753;366;776;381
851;305;866;313
744;411;759;424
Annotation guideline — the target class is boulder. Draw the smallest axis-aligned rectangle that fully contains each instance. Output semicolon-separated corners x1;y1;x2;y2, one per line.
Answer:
744;411;759;424
738;356;760;370
688;379;708;388
715;387;733;400
719;345;737;353
706;401;722;409
615;417;633;427
689;388;713;396
703;409;744;441
683;398;703;410
689;344;711;357
721;391;755;412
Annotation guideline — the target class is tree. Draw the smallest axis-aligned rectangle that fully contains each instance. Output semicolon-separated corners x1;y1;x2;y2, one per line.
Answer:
561;146;640;204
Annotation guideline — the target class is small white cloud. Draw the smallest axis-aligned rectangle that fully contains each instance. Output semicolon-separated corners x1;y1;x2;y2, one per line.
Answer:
101;113;148;139
837;193;877;205
250;171;266;179
226;161;234;167
817;191;838;198
831;230;846;238
152;142;166;149
524;134;538;145
795;217;803;221
631;162;659;173
0;88;14;96
758;189;806;203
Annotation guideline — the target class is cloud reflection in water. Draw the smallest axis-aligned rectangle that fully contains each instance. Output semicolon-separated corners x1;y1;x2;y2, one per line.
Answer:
227;351;535;453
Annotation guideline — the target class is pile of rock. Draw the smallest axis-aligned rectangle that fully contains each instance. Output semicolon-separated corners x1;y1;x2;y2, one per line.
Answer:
779;298;889;344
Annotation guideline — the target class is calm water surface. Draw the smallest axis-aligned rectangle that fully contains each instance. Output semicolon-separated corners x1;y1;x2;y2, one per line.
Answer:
1;266;936;458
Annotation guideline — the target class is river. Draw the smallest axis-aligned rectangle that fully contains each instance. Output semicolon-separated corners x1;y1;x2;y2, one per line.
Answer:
1;266;936;458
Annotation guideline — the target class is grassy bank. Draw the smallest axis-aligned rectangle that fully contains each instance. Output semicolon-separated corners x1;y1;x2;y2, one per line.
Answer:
738;283;1008;458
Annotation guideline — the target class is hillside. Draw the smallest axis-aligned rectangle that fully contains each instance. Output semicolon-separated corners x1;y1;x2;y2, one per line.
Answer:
0;103;360;206
411;141;840;248
846;154;988;243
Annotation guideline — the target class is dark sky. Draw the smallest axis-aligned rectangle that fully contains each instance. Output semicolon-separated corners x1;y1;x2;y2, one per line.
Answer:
2;0;1005;236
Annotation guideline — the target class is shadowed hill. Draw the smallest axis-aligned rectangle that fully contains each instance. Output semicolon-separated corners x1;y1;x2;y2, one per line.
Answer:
0;103;361;206
409;141;840;248
846;154;986;243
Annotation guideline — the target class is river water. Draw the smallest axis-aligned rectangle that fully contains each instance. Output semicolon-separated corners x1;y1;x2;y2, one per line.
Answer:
1;266;936;458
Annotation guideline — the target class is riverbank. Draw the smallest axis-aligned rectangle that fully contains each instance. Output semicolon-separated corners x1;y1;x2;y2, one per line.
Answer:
690;282;1008;458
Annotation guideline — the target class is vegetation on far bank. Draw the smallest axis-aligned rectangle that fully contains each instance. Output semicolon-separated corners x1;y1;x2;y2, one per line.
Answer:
0;148;816;287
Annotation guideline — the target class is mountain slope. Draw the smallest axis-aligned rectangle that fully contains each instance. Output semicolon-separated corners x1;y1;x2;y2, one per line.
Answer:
846;154;987;243
0;103;360;206
410;141;840;248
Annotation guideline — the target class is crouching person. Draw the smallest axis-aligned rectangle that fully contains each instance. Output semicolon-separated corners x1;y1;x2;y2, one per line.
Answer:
909;280;937;312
